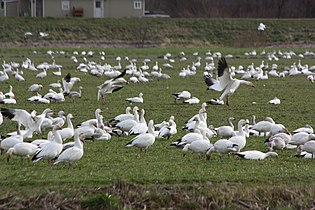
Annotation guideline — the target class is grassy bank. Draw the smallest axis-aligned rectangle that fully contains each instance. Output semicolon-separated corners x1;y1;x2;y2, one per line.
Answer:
1;17;315;47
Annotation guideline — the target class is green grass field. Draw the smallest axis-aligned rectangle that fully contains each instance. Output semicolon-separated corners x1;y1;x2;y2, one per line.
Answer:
1;47;315;209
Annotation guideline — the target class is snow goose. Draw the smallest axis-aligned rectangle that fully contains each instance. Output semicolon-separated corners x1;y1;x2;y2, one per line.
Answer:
172;90;191;103
182;139;213;158
62;73;81;95
0;71;9;82
114;106;139;134
206;139;238;160
1;107;32;130
126;92;143;103
4;85;15;99
49;80;62;88
204;57;255;106
171;129;203;147
158;116;177;139
109;106;133;124
184;97;200;104
68;86;83;101
57;113;74;141
126;120;155;151
236;150;278;160
265;132;292;151
268;97;280;105
32;129;63;165
289;132;315;146
251;117;275;136
54;130;84;167
215;117;235;138
36;69;47;79
97;70;127;104
228;119;248;152
0;124;24;154
28;84;43;93
0;111;3;126
293;124;314;134
129;109;148;135
6;142;39;162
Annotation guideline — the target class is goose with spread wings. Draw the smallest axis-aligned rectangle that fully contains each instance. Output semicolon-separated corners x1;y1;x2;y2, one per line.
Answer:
204;57;255;106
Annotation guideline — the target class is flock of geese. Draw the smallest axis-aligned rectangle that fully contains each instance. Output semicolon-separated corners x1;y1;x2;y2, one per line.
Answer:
0;48;315;169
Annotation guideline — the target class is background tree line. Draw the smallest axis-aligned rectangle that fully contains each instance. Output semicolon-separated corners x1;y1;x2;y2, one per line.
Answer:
145;0;315;18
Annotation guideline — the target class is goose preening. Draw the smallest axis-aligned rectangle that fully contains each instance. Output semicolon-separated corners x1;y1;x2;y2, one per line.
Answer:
126;120;155;151
172;90;191;103
54;130;84;167
126;92;143;103
206;139;238;160
204;57;255;106
235;150;278;160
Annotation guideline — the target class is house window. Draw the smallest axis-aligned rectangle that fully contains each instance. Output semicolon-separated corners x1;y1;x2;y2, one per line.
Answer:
1;1;4;9
134;1;142;9
61;0;70;11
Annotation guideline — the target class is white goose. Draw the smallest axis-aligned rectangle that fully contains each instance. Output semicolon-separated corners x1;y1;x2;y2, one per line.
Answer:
4;85;15;99
182;139;213;157
251;117;275;136
126;92;143;103
32;129;63;165
129;109;148;135
158;116;177;139
228;119;248;152
28;84;43;93
6;142;39;162
57;113;75;141
126;120;155;151
172;90;191;103
36;69;47;79
0;124;24;154
215;117;235;138
171;129;203;147
54;130;84;167
204;57;255;106
293;124;314;134
109;106;133;123
297;140;315;158
289;132;315;146
235;150;278;160
206;139;238;159
114;106;139;134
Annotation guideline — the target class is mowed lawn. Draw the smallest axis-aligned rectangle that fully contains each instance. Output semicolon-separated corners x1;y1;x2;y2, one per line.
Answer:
0;47;315;199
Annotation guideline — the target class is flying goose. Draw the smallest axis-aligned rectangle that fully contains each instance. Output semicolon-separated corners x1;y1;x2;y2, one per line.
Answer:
204;57;255;106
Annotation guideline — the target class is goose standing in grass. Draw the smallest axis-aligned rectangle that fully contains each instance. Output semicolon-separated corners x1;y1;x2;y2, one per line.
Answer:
54;130;84;167
126;92;143;103
228;119;248;152
204;57;255;106
171;129;204;147
32;129;63;165
206;139;238;160
172;90;191;103
114;106;139;134
109;106;133;124
126;120;155;151
0;124;24;154
235;150;278;160
68;86;83;101
158;116;177;139
129;109;148;135
57;113;74;141
182;139;213;158
215;117;235;138
6;142;39;162
251;117;275;136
